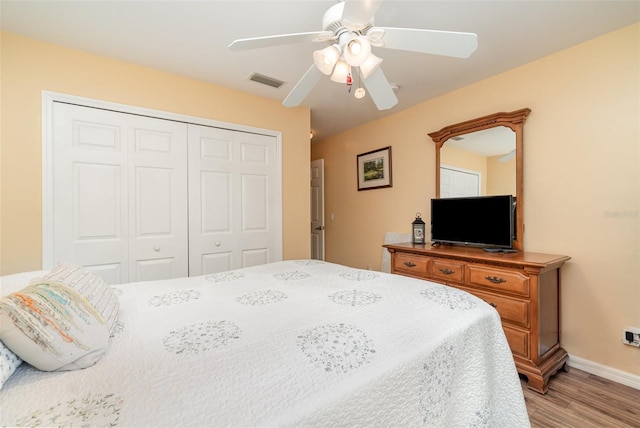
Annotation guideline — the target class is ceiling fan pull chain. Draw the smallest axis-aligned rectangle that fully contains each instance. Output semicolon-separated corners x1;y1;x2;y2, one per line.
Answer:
346;73;353;92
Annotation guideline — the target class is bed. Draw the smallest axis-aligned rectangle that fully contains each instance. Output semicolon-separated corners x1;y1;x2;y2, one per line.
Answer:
0;260;529;427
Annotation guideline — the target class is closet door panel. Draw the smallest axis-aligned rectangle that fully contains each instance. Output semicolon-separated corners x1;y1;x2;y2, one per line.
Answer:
201;171;232;233
128;115;188;282
238;174;270;265
235;133;278;269
189;128;235;275
52;103;129;284
74;163;122;239
51;103;188;284
202;253;233;274
242;249;269;267
135;167;173;235
241;174;268;231
134;258;176;282
189;125;281;275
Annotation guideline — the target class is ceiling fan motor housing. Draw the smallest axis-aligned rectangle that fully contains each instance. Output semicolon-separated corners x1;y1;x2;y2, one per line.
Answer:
322;2;373;37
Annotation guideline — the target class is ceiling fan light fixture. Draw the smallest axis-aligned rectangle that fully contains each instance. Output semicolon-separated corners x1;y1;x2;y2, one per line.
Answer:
366;28;385;47
313;44;341;75
330;59;351;83
343;36;371;66
359;53;383;79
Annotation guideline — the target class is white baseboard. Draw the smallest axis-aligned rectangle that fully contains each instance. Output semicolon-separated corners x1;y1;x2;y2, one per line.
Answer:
568;354;640;390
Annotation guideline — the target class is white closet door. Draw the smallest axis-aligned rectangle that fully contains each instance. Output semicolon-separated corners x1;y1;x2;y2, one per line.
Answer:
52;103;131;284
440;166;481;197
128;115;188;282
188;125;281;275
51;103;188;284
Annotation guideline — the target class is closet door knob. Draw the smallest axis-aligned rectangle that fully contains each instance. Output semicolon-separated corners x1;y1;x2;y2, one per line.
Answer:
154;245;161;252
215;242;221;247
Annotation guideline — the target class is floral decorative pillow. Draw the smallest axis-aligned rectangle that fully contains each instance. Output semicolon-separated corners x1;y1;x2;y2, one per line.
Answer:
0;339;21;389
0;264;119;372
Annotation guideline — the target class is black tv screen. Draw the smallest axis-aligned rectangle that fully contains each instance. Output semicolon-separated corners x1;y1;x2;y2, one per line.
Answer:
430;195;515;249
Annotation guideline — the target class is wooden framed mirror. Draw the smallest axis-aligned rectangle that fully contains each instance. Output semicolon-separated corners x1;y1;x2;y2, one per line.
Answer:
428;108;531;251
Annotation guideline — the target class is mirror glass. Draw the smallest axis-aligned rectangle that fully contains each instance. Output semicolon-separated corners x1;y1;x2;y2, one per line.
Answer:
439;126;516;198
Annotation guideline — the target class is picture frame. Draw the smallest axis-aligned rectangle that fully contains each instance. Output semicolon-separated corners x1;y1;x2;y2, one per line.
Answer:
357;146;393;191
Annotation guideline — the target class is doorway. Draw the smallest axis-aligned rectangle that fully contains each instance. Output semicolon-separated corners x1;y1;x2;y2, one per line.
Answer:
310;159;325;260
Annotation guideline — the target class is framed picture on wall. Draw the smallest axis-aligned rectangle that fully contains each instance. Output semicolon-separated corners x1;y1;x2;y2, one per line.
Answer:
357;146;392;191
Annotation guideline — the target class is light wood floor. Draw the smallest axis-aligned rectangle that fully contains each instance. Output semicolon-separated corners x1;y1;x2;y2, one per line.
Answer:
521;368;640;427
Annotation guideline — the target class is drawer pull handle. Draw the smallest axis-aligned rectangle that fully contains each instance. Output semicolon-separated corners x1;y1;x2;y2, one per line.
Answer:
404;261;417;268
439;268;454;275
485;276;506;284
483;299;498;309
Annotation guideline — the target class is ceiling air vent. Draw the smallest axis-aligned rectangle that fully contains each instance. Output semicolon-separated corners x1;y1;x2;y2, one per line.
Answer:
249;73;285;89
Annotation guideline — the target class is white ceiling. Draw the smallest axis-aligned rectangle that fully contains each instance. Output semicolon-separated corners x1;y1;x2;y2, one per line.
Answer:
446;126;515;157
1;1;638;140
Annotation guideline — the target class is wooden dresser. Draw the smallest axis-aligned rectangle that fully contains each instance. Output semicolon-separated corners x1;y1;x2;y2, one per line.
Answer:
384;242;570;394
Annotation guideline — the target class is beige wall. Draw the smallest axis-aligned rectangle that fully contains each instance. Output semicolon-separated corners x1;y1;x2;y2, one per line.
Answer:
487;155;516;196
312;24;639;376
0;31;311;275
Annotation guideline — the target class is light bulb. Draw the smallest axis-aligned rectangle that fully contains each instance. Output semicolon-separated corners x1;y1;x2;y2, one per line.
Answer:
354;87;366;99
330;60;351;83
313;45;341;75
343;36;371;67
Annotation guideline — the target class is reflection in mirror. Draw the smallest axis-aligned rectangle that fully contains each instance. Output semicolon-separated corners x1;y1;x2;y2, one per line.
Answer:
440;126;516;198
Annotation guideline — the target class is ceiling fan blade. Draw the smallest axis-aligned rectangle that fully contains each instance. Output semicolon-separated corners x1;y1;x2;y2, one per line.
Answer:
362;68;398;110
371;27;478;58
342;0;383;29
499;150;516;162
229;31;334;51
283;65;322;108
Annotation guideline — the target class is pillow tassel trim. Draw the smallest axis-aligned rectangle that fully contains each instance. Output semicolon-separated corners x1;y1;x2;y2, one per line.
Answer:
39;264;119;334
0;282;105;357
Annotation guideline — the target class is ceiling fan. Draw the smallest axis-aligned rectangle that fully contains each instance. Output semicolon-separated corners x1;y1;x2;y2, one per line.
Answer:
229;0;478;110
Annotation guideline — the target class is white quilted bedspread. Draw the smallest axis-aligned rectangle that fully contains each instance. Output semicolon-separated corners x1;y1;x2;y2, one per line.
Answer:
1;260;530;427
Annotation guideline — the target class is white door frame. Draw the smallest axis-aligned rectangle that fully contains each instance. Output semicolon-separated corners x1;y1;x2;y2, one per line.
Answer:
42;91;283;269
310;159;325;260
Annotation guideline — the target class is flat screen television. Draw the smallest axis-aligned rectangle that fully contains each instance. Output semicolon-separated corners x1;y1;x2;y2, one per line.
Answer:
430;195;515;250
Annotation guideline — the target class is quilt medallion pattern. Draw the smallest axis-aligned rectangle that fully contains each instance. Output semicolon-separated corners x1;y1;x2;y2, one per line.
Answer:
163;320;242;355
297;323;376;373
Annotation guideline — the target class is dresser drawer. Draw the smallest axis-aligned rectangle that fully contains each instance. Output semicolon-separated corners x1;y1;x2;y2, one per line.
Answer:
393;253;429;277
469;289;530;329
430;259;464;284
503;325;529;358
467;265;530;297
